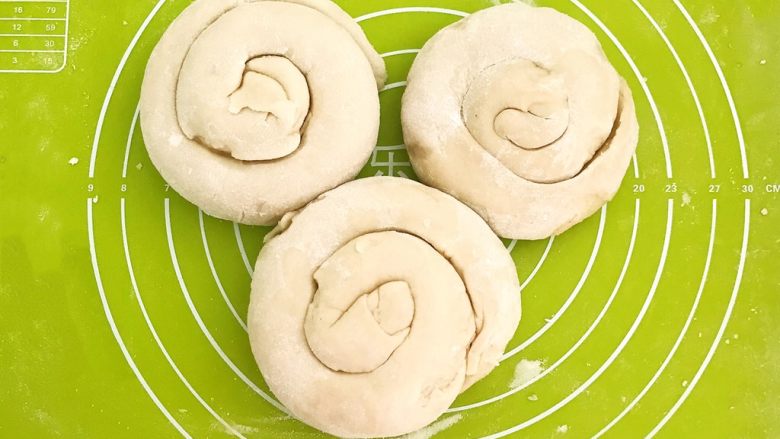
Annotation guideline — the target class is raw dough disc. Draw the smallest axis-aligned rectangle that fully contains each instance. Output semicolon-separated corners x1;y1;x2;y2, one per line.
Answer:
402;3;639;239
249;177;521;438
140;0;386;225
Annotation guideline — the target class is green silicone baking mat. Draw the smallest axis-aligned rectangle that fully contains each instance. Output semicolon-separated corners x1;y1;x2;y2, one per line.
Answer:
1;0;778;437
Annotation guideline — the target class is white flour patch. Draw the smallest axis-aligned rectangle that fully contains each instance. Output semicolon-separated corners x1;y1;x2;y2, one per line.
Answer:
681;192;692;207
68;157;79;166
68;34;89;53
528;394;538;401
136;162;143;170
760;208;769;216
556;424;570;434
32;408;64;433
699;6;720;24
211;422;259;435
509;359;545;388
231;424;260;434
403;414;462;439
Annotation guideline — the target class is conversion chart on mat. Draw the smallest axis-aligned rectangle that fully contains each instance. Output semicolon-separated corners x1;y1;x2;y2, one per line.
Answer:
0;0;69;73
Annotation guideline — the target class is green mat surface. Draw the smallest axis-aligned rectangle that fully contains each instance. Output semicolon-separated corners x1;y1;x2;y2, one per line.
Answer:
1;0;778;437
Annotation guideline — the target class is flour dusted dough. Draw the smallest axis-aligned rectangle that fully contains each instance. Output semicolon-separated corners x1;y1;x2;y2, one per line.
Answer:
402;3;639;239
141;0;385;224
248;177;520;438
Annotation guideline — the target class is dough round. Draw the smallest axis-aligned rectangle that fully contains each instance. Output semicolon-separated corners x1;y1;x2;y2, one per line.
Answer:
402;3;639;239
248;177;520;438
140;0;386;225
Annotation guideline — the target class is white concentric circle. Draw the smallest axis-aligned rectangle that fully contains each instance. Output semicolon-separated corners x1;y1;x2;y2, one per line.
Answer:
448;200;640;413
569;0;667;178
481;199;674;438
164;199;288;414
594;199;716;437
198;210;249;333
501;207;606;361
88;198;189;437
121;199;246;438
632;0;715;178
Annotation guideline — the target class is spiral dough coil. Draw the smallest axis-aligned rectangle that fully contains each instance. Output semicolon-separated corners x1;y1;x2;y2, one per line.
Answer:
402;3;639;240
140;0;386;225
248;177;521;438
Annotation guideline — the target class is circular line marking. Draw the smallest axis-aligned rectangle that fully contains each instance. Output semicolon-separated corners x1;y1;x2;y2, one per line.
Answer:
672;0;749;179
121;103;140;179
518;236;555;292
200;210;249;332
376;144;407;151
355;7;469;23
505;239;517;253
570;0;670;179
121;199;246;438
381;48;420;57
501;206;607;362
595;199;716;437
233;222;254;277
647;199;750;437
632;0;715;178
164;199;288;414
87;198;190;438
380;81;407;92
481;199;675;438
449;199;639;413
88;0;166;178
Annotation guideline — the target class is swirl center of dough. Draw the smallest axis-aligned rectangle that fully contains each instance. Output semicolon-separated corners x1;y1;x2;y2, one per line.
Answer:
227;56;311;157
177;51;311;162
463;59;570;152
456;51;620;184
174;3;321;163
304;232;428;374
